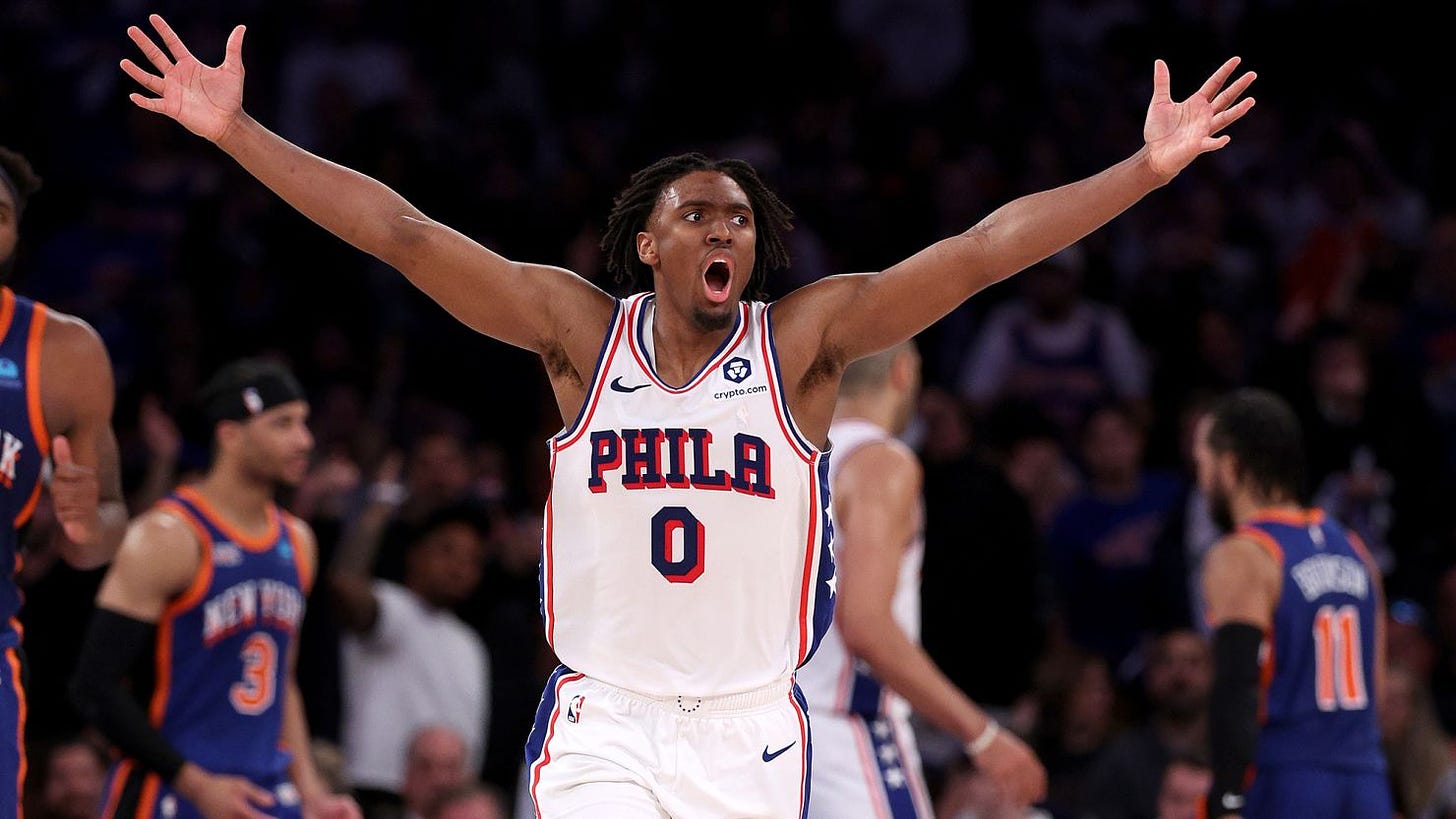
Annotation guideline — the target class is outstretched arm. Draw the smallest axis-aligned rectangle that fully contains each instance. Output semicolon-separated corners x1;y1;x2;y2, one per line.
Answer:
120;15;612;364
776;57;1256;366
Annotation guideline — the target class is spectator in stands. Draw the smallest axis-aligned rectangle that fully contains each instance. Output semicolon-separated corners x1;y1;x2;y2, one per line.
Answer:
329;488;491;819
1383;664;1456;819
957;246;1149;444
1031;650;1118;817
26;735;108;819
1047;404;1184;676
1154;754;1212;819
402;726;471;819
1085;629;1212;819
426;783;507;819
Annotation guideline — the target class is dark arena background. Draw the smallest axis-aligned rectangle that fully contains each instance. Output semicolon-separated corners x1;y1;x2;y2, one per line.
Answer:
4;1;1456;817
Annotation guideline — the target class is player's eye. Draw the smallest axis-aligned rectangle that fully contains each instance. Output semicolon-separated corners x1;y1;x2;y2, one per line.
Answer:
685;211;702;222
732;214;749;226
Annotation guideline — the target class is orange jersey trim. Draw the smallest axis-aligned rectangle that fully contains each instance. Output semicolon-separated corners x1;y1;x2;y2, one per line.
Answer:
174;486;280;552
5;648;25;819
148;499;216;727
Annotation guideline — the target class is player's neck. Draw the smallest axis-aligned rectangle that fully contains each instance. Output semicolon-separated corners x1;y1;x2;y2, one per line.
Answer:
833;397;897;434
1231;492;1302;526
192;470;276;531
650;303;735;386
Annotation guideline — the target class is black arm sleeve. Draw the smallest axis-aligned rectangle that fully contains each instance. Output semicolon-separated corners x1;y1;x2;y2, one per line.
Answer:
1206;622;1264;818
69;608;187;781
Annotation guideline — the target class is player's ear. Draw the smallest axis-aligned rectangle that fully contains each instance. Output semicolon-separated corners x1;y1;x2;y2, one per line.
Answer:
637;231;658;266
1217;451;1240;492
215;419;243;455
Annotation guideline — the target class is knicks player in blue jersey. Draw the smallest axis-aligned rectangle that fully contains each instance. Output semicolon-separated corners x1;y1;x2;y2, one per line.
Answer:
70;360;359;819
1196;389;1390;819
0;145;129;816
117;14;1254;816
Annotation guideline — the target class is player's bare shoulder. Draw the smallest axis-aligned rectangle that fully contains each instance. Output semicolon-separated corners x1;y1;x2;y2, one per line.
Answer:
102;504;206;608
38;308;116;426
832;437;922;501
1202;532;1282;625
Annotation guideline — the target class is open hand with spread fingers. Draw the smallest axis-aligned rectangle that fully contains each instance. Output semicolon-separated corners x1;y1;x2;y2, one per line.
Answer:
121;14;247;143
1143;57;1257;181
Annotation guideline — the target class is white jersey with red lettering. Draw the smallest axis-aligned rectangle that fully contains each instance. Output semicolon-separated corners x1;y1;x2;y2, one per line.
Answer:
797;418;933;819
541;292;836;695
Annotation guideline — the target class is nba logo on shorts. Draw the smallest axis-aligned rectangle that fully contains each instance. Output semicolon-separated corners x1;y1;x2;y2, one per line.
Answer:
723;357;751;383
566;694;586;724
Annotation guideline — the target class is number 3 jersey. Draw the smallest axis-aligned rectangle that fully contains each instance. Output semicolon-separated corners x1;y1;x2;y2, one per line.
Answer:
1240;509;1385;774
543;294;836;697
129;487;308;782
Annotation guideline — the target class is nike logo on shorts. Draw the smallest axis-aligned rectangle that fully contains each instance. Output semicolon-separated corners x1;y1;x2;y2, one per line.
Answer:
762;742;795;762
610;377;650;393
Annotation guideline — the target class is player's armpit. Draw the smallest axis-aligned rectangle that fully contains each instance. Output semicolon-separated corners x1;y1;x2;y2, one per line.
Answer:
94;508;204;623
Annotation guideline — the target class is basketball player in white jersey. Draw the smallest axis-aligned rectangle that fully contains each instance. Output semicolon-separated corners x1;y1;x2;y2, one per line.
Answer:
118;16;1254;816
798;342;1045;818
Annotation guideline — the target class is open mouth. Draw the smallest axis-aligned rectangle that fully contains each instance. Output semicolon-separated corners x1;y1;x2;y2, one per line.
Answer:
703;260;732;304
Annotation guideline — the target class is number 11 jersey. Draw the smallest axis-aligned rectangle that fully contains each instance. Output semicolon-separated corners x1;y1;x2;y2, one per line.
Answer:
542;293;836;698
1241;508;1385;774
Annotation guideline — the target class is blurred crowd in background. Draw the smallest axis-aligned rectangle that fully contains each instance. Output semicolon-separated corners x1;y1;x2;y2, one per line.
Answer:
5;0;1456;817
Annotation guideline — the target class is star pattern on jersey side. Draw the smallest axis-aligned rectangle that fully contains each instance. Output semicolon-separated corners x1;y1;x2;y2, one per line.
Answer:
826;571;838;597
867;719;907;789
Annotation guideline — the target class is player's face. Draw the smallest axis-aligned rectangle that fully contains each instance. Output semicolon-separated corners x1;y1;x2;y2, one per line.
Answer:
639;171;756;332
0;185;18;271
236;401;314;488
1192;414;1235;531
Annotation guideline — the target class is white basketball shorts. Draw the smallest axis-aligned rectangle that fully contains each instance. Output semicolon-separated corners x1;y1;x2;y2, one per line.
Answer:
525;666;812;818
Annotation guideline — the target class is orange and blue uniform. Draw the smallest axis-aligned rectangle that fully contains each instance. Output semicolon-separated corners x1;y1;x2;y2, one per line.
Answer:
1238;509;1390;818
100;487;311;819
0;286;49;817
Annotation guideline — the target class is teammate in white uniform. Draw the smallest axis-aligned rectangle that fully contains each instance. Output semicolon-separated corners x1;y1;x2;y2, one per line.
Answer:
117;18;1255;816
798;343;1044;818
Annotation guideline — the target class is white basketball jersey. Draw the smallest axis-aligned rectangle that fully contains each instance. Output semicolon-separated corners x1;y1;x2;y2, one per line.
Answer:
797;418;923;719
542;293;836;697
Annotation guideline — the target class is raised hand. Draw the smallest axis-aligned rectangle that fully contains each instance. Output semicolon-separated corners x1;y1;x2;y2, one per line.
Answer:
121;14;247;143
1144;57;1257;180
50;435;100;547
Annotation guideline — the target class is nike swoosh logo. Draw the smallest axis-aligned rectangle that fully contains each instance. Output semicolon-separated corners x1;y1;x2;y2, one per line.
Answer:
610;377;650;393
762;742;795;762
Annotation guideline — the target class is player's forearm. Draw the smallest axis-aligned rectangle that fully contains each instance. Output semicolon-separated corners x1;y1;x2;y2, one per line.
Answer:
954;147;1165;290
844;623;992;743
1207;622;1262;817
58;499;128;570
71;608;189;780
216;114;429;271
282;682;329;806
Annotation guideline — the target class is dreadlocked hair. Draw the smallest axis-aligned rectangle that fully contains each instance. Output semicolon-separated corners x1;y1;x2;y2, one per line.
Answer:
601;153;794;299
